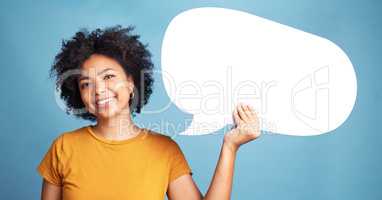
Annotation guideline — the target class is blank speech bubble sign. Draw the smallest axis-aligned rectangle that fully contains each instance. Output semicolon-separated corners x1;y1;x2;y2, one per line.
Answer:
161;7;357;136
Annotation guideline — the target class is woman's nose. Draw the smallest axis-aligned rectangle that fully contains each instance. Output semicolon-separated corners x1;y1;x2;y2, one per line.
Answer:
95;81;107;95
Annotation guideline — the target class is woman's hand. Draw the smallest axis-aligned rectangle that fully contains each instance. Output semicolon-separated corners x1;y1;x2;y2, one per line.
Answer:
223;103;261;153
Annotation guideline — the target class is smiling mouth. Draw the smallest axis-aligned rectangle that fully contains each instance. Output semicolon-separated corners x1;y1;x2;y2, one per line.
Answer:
95;97;117;106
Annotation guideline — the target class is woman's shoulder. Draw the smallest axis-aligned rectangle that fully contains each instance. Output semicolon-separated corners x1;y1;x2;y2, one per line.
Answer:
144;128;180;147
61;125;89;138
145;128;172;141
49;126;90;147
144;129;187;159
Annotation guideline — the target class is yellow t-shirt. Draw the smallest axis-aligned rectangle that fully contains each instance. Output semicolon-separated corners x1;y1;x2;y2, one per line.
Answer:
37;126;192;200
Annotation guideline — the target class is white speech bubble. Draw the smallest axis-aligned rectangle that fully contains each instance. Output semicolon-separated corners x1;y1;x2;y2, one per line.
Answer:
161;7;357;136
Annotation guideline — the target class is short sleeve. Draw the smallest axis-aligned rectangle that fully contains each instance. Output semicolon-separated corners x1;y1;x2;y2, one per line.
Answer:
168;140;192;183
37;135;64;186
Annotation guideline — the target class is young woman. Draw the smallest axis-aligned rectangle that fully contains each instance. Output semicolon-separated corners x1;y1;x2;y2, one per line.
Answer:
38;25;261;200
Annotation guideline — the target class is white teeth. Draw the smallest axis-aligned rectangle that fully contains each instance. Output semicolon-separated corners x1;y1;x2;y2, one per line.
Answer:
96;97;115;105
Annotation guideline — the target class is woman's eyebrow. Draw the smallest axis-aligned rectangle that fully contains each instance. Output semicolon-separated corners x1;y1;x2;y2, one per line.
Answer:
97;68;114;75
79;68;115;81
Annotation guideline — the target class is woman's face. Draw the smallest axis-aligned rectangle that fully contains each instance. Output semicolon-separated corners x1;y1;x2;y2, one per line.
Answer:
78;54;134;119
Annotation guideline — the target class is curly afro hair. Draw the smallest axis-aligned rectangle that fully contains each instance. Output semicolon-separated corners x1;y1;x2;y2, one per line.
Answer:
50;25;154;121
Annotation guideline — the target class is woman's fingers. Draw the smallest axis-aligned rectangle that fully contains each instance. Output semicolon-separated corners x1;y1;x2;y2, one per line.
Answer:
243;105;252;120
233;108;241;126
234;103;260;131
245;105;258;121
237;104;249;122
227;104;261;149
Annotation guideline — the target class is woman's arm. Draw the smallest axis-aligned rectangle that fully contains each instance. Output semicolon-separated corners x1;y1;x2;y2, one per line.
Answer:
201;140;238;200
168;104;260;200
41;179;62;200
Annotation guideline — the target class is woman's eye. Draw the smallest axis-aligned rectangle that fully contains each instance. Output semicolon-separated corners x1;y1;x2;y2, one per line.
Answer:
104;74;115;80
80;82;90;89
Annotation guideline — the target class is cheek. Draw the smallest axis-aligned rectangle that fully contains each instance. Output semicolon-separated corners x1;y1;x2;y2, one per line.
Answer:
113;80;133;98
81;91;97;114
79;89;93;106
116;87;130;103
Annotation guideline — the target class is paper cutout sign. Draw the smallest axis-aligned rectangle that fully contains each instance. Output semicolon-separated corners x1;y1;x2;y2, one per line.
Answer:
161;7;357;136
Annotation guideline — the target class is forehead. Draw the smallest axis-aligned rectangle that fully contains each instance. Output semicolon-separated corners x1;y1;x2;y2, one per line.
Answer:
80;54;125;77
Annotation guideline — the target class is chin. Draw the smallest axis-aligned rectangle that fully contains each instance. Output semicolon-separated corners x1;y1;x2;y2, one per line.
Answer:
88;99;130;119
95;107;119;118
96;111;117;119
95;106;130;119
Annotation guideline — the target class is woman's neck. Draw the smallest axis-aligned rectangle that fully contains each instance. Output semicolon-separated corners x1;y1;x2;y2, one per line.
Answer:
92;110;141;141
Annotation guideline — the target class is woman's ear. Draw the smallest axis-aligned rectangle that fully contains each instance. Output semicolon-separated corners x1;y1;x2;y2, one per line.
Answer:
127;76;135;92
129;85;135;94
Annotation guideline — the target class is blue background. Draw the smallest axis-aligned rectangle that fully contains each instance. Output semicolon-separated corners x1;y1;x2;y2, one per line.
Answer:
0;0;381;199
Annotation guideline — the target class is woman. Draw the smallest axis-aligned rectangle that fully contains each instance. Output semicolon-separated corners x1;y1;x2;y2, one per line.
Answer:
38;25;261;200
